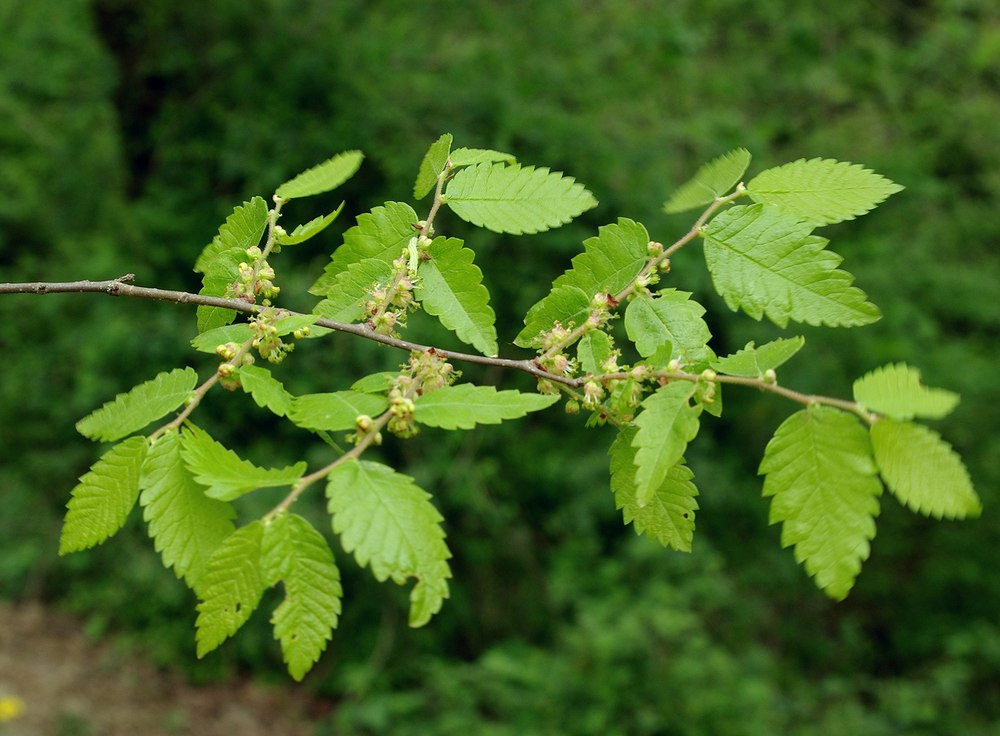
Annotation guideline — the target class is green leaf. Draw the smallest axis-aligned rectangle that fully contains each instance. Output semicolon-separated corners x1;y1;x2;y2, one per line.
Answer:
195;197;269;332
414;384;559;430
313;257;395;323
273;314;319;337
190;324;253;353
853;363;959;421
194;522;265;657
701;204;880;328
59;436;148;555
871;419;981;519
261;513;342;681
76;367;198;442
631;382;701;508
624;290;715;367
444;162;597;235
276;202;344;245
414;133;453;199
577;330;613;374
276;150;363;200
609;427;698;551
350;372;398;394
180;424;306;502
759;406;882;600
139;432;236;589
415;237;498;356
516;218;650;347
309;202;418;296
194;197;269;274
449;147;516;168
747;158;904;226
289;391;388;432
326;460;451;627
664;148;751;213
239;365;294;417
712;336;806;377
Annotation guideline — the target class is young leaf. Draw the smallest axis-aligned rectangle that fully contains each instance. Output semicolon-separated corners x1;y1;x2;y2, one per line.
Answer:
609;427;698;551
326;460;451;627
413;384;559;430
701;204;880;328
624;289;715;367
139;432;236;589
414;133;453;199
195;521;266;658
415;237;498;356
289;391;388;432
577;330;613;374
871;419;981;519
275;150;363;200
350;371;398;394
759;406;882;600
309;202;418;295
449;147;516;168
59;436;148;555
664;148;751;213
515;218;650;347
191;324;253;353
180;424;306;502
631;382;701;508
239;365;294;417
313;256;395;323
747;158;903;226
712;336;805;377
853;363;960;421
261;513;342;681
443;162;597;235
76;367;198;442
276;202;344;246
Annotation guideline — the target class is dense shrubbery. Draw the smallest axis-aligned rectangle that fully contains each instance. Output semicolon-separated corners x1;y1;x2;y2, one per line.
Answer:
2;0;998;731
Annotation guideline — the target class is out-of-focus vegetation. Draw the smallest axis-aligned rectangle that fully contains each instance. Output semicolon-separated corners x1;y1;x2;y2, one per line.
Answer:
1;0;998;732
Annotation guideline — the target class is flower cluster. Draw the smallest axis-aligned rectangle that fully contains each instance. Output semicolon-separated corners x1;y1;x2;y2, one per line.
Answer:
250;307;294;363
364;251;420;336
228;245;280;302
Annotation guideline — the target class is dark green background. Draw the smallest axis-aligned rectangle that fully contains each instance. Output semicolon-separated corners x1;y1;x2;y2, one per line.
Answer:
2;0;998;733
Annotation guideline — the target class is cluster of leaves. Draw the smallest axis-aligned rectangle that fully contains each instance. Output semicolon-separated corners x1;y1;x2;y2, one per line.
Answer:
53;136;980;679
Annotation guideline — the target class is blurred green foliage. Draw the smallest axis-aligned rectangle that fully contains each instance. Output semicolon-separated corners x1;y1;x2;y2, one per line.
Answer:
1;0;998;732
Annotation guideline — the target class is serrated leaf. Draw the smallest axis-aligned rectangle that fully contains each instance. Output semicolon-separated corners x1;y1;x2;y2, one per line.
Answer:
449;147;516;167
351;372;398;394
759;406;882;600
871;419;980;519
180;424;306;502
631;382;701;508
701;204;880;328
139;432;236;589
289;391;388;432
326;460;451;627
309;202;418;295
313;257;395;323
415;237;498;356
261;513;342;681
664;148;751;213
238;365;294;417
577;331;613;374
414;133;453;199
194;197;269;274
712;336;805;377
276;150;363;200
516;219;650;347
609;427;698;551
624;289;715;367
414;384;559;430
444;162;597;235
747;158;903;226
195;522;265;657
276;202;344;245
191;324;253;353
76;367;198;442
59;436;148;555
853;363;959;421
